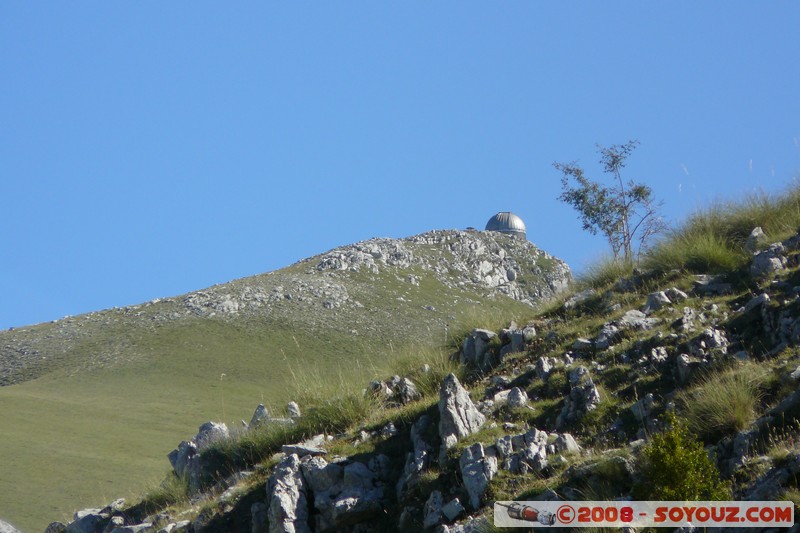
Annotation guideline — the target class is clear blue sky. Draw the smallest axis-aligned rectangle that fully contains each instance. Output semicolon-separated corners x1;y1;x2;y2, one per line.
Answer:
1;3;798;329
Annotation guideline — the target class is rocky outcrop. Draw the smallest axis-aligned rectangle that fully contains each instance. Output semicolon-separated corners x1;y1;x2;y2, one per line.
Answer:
300;456;387;532
495;428;549;475
439;374;485;464
167;422;230;493
313;230;571;305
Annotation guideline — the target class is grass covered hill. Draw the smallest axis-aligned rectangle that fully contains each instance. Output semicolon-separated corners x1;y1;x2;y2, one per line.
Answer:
0;229;569;532
29;186;800;533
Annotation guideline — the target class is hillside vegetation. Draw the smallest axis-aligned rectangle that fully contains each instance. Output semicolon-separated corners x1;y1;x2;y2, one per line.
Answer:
30;187;800;533
0;230;568;532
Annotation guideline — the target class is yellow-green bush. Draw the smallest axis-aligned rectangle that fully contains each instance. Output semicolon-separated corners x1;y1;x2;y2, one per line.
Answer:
634;414;730;500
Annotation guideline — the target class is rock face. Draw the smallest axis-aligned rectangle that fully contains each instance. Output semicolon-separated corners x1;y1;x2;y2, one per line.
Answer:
267;454;311;533
459;443;498;510
300;456;387;532
0;520;22;533
397;415;433;500
439;374;486;464
314;230;571;305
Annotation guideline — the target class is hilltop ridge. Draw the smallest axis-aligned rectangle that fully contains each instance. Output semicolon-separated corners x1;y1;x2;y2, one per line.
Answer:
0;230;569;387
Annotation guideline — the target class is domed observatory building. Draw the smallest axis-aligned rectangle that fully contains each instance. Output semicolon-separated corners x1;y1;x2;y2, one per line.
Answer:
485;212;527;240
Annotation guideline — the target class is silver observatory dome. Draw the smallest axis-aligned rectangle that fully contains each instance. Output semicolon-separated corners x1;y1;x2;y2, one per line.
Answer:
484;212;527;240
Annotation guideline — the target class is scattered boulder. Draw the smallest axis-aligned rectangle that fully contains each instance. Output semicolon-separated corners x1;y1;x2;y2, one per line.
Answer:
493;386;528;408
389;376;421;405
368;375;421;406
630;393;655;422
693;275;732;295
674;306;698;333
553;433;581;455
461;329;497;370
167;421;230;490
367;380;392;400
439;374;485;464
499;328;526;357
167;441;197;478
506;387;529;409
459;443;498;509
595;324;620;350
423;490;444;528
746;226;768;253
694;327;729;355
281;443;327;458
564;289;596;309
665;287;688;303
751;243;787;278
250;404;271;428
556;367;601;429
642;291;671;314
572;338;594;352
441;498;465;522
287;401;302;418
618;309;659;330
535;357;555;380
193;421;230;449
157;522;190;533
743;293;770;314
65;508;108;533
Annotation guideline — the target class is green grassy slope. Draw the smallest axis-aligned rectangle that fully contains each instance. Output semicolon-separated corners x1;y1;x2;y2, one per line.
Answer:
0;230;563;532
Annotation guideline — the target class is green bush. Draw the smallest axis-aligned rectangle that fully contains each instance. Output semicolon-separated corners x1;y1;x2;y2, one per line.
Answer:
634;414;731;500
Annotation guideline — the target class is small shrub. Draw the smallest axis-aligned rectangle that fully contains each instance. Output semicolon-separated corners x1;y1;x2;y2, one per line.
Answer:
303;393;377;435
577;256;635;290
138;473;189;514
644;184;800;275
680;366;765;441
540;368;569;399
644;230;744;274
634;413;731;500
